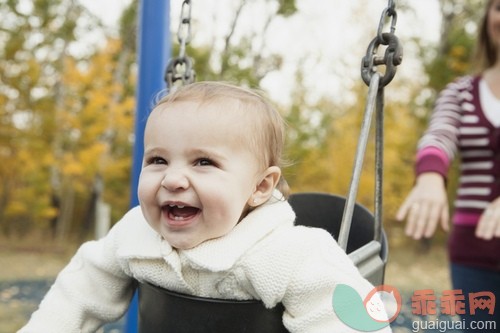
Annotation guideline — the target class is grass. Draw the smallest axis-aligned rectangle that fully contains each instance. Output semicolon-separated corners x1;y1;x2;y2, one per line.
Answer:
385;231;452;293
0;236;76;333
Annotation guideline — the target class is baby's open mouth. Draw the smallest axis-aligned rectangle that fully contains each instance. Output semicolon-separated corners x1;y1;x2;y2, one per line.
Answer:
163;204;200;221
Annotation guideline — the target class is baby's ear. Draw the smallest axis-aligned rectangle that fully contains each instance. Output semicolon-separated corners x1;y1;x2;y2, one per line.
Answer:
248;166;281;207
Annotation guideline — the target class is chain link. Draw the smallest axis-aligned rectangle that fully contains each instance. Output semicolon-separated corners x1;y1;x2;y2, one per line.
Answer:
177;0;192;59
165;0;196;90
376;2;397;42
361;0;402;87
341;0;402;249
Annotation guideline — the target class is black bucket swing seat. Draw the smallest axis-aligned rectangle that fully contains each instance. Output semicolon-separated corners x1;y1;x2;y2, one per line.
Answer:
137;192;388;333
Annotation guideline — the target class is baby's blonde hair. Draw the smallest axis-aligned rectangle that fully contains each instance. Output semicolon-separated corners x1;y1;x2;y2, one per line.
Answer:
154;81;289;198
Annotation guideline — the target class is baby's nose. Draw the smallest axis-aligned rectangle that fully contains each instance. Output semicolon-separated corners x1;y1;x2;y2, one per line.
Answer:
160;169;189;191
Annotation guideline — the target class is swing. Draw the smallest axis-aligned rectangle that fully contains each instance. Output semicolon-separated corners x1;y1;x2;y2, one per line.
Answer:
138;1;402;332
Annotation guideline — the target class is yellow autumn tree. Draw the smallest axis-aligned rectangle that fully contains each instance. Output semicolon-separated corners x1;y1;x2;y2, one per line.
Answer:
284;76;423;241
49;38;135;240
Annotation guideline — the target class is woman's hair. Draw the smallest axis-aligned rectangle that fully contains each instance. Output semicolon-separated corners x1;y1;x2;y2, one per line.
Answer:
473;0;496;72
155;81;290;198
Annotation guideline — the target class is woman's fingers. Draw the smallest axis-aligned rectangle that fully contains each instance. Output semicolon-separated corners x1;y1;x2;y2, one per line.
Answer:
405;201;442;239
476;207;500;239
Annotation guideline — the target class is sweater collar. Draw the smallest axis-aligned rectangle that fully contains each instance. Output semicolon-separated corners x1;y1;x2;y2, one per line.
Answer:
180;197;295;271
118;192;296;272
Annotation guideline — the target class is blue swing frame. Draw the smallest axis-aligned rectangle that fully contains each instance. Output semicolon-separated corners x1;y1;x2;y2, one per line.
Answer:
125;1;171;331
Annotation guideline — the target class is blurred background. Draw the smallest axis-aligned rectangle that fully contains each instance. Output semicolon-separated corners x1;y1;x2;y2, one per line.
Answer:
0;0;485;331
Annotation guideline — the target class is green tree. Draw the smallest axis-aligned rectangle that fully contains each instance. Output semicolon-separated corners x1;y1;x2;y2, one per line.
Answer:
423;0;483;93
180;0;296;86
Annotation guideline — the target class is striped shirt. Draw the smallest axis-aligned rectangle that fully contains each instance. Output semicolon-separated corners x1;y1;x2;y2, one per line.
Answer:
416;75;500;271
416;75;500;226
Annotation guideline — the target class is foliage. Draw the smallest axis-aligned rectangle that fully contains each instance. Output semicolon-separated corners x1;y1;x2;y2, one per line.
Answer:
424;0;484;92
284;78;419;221
282;0;486;236
0;0;135;238
0;0;486;243
0;0;89;235
55;40;135;236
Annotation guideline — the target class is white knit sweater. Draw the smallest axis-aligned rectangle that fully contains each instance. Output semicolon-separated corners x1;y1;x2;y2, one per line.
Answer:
19;199;391;333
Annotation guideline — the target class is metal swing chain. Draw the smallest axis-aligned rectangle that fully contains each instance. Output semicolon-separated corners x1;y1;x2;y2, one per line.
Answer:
338;0;403;252
165;0;196;90
361;0;403;87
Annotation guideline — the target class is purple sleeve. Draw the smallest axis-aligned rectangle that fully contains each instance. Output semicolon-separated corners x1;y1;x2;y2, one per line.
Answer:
415;146;450;178
414;76;472;179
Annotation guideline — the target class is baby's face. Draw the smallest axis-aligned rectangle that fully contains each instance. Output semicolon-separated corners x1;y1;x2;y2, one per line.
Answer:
138;100;262;249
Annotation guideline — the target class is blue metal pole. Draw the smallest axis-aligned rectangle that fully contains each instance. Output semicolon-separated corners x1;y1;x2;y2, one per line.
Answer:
125;0;170;332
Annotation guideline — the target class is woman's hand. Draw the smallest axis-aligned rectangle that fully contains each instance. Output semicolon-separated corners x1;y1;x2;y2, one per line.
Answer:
396;172;449;239
476;197;500;239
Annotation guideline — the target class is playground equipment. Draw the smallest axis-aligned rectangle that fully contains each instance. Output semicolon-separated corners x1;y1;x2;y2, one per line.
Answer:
129;0;403;331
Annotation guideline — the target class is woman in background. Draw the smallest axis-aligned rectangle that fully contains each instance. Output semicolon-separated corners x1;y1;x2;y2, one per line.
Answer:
397;1;500;331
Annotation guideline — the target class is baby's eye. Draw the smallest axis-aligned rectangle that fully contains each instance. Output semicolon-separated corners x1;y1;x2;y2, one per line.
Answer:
147;156;167;165
195;157;215;167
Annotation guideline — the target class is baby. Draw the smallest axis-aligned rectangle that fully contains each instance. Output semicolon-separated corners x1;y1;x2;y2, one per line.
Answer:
19;82;390;332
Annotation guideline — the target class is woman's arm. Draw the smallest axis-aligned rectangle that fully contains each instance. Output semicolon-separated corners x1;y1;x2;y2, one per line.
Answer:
396;172;449;239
